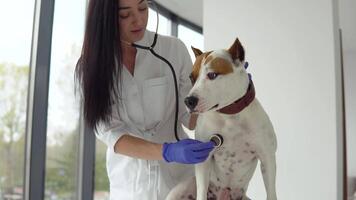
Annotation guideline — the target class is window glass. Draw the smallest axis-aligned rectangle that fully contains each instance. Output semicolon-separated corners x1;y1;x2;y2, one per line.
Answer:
178;24;204;62
94;140;110;200
0;0;35;199
44;0;85;199
147;8;171;36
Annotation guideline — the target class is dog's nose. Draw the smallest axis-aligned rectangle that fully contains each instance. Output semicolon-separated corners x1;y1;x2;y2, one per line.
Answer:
184;96;199;111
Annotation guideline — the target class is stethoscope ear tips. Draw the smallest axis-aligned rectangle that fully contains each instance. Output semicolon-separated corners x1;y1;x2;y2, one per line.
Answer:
210;134;224;147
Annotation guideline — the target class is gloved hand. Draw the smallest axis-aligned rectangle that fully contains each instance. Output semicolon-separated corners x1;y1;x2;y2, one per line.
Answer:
162;139;215;164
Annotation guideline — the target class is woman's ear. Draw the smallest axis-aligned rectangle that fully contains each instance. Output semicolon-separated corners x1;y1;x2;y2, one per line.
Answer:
191;46;203;58
228;38;245;62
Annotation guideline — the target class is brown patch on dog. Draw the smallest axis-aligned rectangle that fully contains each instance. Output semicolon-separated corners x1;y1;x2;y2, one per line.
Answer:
204;55;213;65
190;51;212;84
210;57;233;75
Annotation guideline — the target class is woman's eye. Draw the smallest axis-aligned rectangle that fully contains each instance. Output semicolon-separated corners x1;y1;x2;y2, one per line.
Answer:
139;7;147;11
119;14;129;19
207;72;219;80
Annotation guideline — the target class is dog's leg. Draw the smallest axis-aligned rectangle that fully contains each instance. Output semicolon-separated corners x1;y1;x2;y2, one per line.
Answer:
259;152;277;200
165;177;196;200
195;158;212;200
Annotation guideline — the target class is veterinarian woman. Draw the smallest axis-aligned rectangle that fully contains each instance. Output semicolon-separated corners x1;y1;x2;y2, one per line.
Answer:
75;0;215;199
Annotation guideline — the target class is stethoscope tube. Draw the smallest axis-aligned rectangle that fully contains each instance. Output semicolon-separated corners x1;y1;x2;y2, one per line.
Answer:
132;33;181;141
126;1;181;141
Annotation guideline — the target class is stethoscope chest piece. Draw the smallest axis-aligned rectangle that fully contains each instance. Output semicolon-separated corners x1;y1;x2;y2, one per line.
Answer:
210;134;224;148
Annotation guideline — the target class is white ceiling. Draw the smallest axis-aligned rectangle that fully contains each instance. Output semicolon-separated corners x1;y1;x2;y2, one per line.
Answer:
155;0;203;27
155;0;355;52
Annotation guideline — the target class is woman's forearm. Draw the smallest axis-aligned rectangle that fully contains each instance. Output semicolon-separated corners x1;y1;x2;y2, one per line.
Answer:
113;113;198;160
114;134;163;160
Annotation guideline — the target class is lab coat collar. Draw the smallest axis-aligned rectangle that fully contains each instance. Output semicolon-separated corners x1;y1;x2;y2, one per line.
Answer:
134;30;155;48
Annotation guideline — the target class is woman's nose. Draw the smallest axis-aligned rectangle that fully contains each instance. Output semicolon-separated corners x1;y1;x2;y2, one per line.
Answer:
132;11;144;26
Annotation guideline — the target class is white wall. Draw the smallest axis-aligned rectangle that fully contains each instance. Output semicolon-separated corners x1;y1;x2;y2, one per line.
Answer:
344;51;356;196
344;52;356;176
204;1;342;199
339;0;356;179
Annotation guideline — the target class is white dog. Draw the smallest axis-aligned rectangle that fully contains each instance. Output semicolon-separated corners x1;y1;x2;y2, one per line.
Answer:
166;38;277;200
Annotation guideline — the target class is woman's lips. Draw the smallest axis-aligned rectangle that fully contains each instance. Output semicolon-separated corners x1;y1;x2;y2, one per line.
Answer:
131;29;143;33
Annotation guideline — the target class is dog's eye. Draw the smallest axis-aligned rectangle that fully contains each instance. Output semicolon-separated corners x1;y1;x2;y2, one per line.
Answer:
207;72;219;80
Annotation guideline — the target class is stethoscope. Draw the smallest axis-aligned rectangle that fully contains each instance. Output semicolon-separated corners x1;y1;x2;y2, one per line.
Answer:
123;1;223;147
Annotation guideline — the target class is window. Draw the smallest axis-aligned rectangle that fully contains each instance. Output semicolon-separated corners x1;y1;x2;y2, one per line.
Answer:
178;24;204;62
147;8;171;36
94;140;109;200
44;0;85;199
0;0;35;199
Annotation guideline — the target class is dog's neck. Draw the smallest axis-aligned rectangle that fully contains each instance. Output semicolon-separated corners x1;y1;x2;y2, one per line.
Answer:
217;81;255;115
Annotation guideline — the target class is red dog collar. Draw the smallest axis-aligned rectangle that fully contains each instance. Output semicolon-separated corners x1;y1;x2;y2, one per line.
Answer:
217;81;255;115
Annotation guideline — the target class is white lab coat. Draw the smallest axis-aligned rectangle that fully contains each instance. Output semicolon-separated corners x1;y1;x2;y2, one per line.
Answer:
96;30;194;200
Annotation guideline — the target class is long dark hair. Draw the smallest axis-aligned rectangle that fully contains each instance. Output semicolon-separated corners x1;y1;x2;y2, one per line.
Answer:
75;0;122;131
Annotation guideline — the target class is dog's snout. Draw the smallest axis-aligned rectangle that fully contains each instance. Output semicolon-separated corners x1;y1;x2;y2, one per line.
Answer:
184;96;199;110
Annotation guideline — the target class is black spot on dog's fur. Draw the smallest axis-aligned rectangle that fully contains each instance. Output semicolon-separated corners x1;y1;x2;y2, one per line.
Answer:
207;187;217;200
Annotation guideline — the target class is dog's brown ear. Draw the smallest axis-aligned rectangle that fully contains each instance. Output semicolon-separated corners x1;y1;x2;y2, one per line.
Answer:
228;38;245;62
191;46;203;58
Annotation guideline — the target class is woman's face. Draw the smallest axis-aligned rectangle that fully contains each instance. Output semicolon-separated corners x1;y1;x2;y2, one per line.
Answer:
118;0;149;44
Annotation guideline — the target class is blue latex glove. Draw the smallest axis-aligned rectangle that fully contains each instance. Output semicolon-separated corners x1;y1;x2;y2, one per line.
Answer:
162;139;215;164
